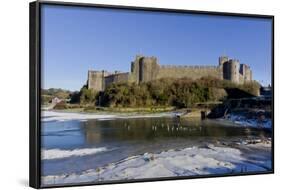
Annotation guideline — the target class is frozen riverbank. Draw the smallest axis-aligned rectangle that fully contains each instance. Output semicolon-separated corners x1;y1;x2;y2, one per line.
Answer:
42;111;272;129
42;110;175;122
42;141;271;186
222;113;272;129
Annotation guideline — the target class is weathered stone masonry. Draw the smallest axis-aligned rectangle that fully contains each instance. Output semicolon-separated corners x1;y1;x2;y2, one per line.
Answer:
87;55;252;92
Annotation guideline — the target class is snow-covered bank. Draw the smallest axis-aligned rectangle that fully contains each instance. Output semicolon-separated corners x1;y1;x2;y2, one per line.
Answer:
42;111;116;122
42;147;108;160
223;113;272;129
41;111;174;122
42;142;271;186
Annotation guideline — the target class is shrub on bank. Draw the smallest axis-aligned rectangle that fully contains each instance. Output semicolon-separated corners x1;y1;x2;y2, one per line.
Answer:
53;101;68;110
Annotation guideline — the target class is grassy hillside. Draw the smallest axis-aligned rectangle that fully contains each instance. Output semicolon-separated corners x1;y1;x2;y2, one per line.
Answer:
41;88;72;105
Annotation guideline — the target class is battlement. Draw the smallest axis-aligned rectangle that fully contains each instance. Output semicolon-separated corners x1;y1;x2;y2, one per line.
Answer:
229;59;240;62
160;65;218;69
106;72;129;77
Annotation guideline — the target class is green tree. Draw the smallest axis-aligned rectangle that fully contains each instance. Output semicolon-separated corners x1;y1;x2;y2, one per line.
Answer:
80;86;96;104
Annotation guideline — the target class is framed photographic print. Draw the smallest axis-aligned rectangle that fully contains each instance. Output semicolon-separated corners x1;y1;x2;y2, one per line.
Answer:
29;0;274;188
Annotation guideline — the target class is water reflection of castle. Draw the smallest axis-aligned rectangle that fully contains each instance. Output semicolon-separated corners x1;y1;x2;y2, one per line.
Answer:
82;118;247;145
88;55;253;92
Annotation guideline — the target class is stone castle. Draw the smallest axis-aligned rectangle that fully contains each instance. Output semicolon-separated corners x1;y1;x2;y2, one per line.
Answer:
87;55;252;92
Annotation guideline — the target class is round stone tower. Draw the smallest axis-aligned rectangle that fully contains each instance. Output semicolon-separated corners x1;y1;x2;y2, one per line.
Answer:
228;59;240;83
219;56;229;80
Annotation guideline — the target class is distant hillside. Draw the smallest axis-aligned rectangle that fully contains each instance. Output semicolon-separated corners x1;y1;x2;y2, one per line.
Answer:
41;88;73;104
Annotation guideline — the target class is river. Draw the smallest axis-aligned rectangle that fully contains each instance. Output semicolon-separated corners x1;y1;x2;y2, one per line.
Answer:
41;111;272;186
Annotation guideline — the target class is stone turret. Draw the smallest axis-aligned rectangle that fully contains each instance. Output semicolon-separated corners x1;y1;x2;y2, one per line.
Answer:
219;56;229;80
87;70;109;91
131;55;160;84
228;59;240;83
131;55;143;84
139;56;160;83
242;64;252;82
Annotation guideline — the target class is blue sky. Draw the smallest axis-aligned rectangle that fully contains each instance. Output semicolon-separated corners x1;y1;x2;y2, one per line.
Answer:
41;4;272;91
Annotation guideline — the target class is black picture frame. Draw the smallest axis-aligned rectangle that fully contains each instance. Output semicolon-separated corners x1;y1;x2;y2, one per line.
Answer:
29;1;274;188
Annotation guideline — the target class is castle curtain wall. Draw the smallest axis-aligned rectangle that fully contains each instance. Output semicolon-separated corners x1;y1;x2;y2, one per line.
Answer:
156;66;221;80
104;72;130;89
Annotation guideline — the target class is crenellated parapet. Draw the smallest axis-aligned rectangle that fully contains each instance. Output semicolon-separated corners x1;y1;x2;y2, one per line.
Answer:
160;65;218;69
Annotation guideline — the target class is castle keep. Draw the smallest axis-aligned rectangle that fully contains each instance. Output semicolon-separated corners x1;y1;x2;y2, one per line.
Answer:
87;55;252;92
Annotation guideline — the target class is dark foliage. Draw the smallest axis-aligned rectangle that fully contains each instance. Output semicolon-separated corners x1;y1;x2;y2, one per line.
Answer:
99;77;260;108
67;77;260;109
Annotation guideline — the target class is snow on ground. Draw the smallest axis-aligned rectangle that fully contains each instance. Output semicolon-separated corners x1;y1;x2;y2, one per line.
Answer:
42;143;271;186
42;147;108;160
41;111;174;122
224;114;272;129
41;111;116;122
